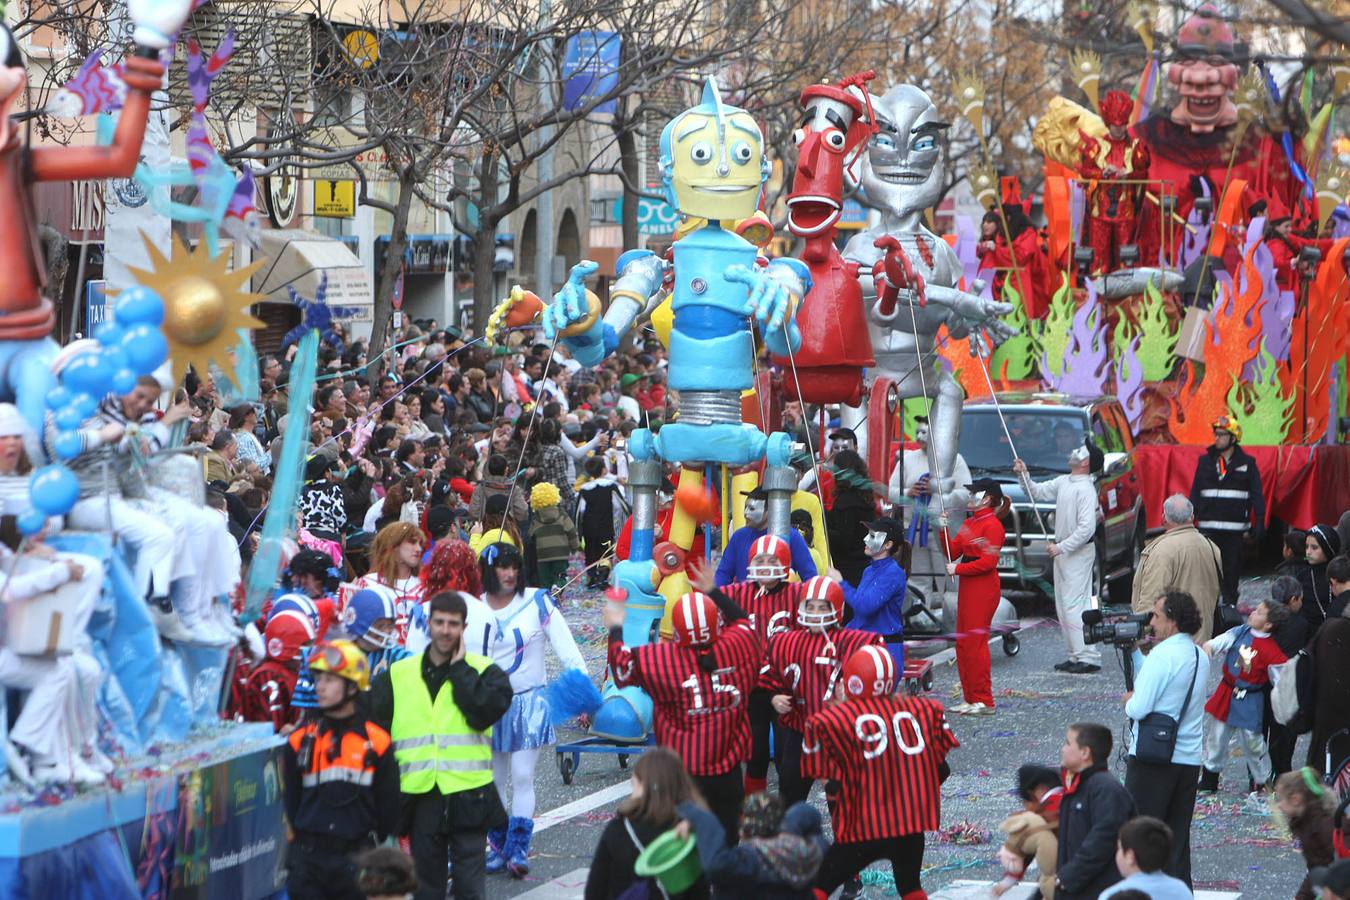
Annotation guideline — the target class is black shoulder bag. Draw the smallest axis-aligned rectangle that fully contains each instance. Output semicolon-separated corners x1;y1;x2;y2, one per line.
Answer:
1135;644;1200;765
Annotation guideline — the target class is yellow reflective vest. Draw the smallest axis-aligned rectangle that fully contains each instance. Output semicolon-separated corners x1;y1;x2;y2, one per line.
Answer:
388;653;494;795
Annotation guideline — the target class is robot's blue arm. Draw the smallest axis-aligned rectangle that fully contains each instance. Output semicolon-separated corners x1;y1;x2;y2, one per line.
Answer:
543;252;666;367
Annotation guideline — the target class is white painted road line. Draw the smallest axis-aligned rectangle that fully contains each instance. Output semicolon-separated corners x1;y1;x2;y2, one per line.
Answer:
513;867;590;899
534;780;631;835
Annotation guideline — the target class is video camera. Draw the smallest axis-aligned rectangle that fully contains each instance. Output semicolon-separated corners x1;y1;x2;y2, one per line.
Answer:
1082;609;1149;647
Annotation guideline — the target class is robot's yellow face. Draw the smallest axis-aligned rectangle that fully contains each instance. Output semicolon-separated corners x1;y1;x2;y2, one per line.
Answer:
669;107;764;221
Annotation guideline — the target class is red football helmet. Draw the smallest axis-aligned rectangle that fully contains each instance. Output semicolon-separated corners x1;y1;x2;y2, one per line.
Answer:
841;645;897;699
671;592;722;648
747;534;790;582
265;609;317;662
797;575;847;629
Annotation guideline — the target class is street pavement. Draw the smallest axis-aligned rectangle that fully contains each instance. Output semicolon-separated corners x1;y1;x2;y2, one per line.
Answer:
491;575;1308;898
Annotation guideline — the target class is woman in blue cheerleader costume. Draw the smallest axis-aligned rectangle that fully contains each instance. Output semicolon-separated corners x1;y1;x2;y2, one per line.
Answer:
468;542;591;878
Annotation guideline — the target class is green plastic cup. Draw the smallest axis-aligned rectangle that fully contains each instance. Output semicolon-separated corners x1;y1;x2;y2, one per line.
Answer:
634;828;701;894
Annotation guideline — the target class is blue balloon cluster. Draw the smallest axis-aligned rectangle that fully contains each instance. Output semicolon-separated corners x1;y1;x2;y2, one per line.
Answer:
28;286;169;534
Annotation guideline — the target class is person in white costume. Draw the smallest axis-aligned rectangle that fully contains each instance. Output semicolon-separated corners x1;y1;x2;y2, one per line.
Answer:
1015;444;1102;674
467;542;589;880
0;402;108;785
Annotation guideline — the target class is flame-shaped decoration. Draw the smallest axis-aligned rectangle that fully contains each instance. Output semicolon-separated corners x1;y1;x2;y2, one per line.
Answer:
935;324;991;395
988;283;1041;381
1112;276;1178;381
1287;236;1350;443
1116;335;1146;433
954;72;987;151
1047;283;1112;396
1315;166;1349;232
1128;0;1157;54
1069;49;1102;112
1037;273;1076;381
969;162;999;209
1167;245;1267;443
1229;339;1293;445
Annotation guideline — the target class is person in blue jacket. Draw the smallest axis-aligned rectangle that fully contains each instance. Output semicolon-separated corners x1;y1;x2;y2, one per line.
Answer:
715;487;818;586
836;517;908;669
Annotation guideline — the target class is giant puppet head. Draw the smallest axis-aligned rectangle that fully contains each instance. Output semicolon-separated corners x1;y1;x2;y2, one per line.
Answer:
859;84;949;220
1167;4;1239;133
786;73;875;238
659;76;769;222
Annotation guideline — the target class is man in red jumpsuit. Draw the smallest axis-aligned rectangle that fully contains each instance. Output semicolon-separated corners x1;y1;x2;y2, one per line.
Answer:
938;478;1007;717
1079;91;1149;274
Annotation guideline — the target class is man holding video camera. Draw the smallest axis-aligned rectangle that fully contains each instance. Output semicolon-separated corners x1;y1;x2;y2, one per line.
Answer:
1123;590;1209;889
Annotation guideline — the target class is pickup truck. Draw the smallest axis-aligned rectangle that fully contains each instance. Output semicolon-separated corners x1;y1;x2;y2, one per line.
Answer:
955;392;1145;604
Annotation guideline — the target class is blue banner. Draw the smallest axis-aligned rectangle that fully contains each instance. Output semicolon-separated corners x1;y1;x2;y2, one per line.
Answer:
562;31;620;114
171;743;287;899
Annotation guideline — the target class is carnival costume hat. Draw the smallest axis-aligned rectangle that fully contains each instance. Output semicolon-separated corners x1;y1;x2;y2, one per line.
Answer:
1176;4;1234;59
1099;90;1134;127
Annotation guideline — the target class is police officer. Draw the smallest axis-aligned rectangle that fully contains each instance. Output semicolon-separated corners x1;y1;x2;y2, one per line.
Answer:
367;591;513;900
283;639;400;900
1189;416;1265;622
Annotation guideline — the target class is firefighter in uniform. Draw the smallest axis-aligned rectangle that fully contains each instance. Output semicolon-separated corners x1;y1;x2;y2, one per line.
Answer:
1189;416;1265;622
283;639;400;900
368;591;513;900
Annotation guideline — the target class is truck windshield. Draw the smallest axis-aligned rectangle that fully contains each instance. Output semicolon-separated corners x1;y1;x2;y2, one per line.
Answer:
957;408;1089;476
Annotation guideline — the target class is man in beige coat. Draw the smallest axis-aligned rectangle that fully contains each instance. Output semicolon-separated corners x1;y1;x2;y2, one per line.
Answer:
1131;494;1222;639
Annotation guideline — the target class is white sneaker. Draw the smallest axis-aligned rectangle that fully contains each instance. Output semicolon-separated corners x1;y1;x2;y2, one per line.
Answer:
150;606;195;643
5;740;33;788
70;755;106;787
84;746;115;776
949;702;974;714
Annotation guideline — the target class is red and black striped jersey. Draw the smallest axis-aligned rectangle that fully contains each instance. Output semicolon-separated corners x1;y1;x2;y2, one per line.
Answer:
761;628;885;733
609;622;762;776
802;694;958;841
720;580;804;649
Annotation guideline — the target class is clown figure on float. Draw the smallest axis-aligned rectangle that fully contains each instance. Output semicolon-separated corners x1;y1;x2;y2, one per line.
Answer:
508;78;809;741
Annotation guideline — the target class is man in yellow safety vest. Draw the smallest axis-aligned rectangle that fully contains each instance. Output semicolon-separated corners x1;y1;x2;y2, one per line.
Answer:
368;591;512;900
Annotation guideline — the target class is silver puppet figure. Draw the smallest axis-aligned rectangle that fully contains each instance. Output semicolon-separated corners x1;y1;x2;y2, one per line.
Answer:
841;84;1016;495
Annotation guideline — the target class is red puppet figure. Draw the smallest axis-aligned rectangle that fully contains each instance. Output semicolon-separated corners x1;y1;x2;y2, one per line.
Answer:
773;72;877;407
1079;90;1149;274
0;7;188;426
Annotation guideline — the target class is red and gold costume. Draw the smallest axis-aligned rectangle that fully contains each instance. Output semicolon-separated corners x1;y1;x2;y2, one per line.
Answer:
1079;91;1149;274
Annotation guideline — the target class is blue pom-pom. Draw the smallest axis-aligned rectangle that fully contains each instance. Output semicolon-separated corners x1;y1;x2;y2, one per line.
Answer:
544;668;602;726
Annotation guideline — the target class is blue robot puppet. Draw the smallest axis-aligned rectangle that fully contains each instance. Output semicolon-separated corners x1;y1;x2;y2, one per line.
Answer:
516;78;809;739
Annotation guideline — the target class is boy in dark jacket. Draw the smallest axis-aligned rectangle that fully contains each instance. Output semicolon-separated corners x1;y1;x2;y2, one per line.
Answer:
1055;723;1136;900
676;793;826;900
529;481;578;590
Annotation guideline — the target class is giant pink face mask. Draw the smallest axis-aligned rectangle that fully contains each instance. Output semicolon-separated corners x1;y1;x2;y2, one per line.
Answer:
1168;55;1238;133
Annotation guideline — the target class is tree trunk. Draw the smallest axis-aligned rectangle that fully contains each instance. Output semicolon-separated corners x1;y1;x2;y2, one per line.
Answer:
617;122;640;251
471;213;501;334
368;172;416;376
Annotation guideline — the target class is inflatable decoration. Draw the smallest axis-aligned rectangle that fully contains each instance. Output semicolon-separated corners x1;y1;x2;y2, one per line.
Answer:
771;70;877;406
125;233;264;388
837;82;1015;487
0;6;187;434
498;77;808;739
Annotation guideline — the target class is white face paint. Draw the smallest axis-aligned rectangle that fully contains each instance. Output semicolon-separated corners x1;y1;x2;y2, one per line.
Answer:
744;498;767;526
863;531;889;555
914;425;929;445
